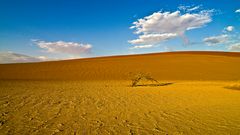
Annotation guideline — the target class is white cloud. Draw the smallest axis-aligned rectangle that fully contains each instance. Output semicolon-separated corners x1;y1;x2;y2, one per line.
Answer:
178;5;201;12
0;52;49;64
235;9;240;13
164;46;175;52
130;45;154;49
33;40;92;55
0;51;84;63
0;40;93;63
131;11;212;35
128;33;177;45
203;34;228;46
37;56;49;61
129;9;213;47
228;43;240;51
224;26;234;32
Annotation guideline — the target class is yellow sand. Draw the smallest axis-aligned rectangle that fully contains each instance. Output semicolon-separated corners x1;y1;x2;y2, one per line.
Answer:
0;51;240;134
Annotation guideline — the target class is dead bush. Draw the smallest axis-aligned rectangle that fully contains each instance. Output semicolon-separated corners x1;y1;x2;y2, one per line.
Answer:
130;72;159;87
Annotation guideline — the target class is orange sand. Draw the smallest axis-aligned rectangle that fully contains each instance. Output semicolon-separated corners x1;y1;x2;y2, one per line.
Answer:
0;51;240;134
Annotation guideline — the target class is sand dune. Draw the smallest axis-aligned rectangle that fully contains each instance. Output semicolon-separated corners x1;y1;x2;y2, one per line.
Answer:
1;51;240;134
0;51;240;80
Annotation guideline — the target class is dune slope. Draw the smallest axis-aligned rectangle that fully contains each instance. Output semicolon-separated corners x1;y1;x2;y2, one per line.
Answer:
0;51;240;80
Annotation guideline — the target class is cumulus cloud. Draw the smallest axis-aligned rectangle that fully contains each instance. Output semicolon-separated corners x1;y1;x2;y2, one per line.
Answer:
129;9;213;48
0;52;49;64
33;40;92;55
235;9;240;13
228;43;240;51
203;34;228;46
130;11;212;35
224;26;234;32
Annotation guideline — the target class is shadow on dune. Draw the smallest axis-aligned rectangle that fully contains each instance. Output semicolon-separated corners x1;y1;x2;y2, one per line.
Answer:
131;82;173;87
224;85;240;91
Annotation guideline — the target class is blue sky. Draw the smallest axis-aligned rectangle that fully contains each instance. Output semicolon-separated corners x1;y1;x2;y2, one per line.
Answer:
0;0;240;63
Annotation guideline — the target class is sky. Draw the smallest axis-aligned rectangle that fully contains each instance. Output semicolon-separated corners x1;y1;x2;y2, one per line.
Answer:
0;0;240;63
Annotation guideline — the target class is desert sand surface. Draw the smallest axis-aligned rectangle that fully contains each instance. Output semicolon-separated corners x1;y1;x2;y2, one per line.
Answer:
1;51;240;80
1;51;240;134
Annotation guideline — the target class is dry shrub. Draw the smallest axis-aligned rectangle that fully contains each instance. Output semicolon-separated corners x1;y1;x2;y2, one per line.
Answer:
130;72;159;87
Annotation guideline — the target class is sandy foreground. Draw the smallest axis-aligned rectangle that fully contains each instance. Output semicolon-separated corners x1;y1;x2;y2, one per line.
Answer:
1;52;240;134
0;80;240;134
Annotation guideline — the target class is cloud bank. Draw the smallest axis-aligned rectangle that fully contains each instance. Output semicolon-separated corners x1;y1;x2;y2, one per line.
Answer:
0;40;93;63
228;43;240;51
129;44;154;49
0;52;48;64
203;35;228;46
129;8;213;48
33;40;92;55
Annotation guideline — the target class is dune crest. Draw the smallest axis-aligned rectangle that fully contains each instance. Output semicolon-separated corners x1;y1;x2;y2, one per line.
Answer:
0;51;240;80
